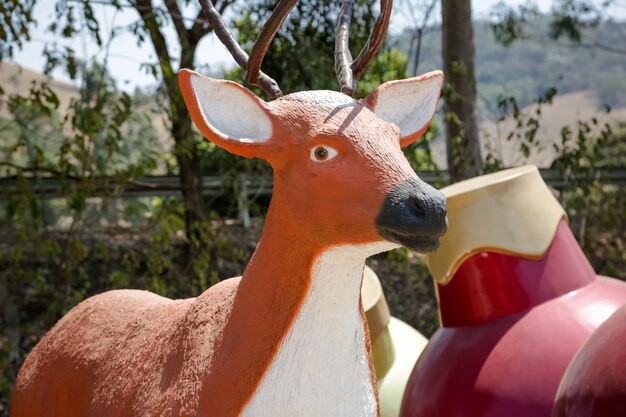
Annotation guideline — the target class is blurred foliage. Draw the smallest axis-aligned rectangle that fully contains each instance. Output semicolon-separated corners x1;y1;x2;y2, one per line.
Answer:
0;0;35;59
490;0;613;46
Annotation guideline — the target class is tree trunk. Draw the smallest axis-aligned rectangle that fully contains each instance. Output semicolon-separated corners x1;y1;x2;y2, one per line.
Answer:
176;44;208;239
135;1;208;240
412;28;423;76
172;108;207;236
442;0;482;182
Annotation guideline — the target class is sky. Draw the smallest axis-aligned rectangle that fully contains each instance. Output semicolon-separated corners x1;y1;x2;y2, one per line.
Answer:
8;0;626;92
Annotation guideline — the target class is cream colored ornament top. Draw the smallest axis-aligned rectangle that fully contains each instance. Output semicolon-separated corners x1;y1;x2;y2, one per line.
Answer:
427;165;567;284
362;266;392;342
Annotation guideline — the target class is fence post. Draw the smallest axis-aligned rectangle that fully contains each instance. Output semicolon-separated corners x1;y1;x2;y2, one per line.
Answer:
237;174;251;229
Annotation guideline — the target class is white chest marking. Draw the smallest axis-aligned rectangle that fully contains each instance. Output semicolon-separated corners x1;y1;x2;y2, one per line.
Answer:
242;243;394;417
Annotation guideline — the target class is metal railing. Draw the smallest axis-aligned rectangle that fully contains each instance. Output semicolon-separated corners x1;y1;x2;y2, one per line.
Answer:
1;168;624;228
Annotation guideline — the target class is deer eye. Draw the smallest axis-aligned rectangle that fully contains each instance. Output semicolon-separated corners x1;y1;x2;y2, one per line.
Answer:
310;146;337;162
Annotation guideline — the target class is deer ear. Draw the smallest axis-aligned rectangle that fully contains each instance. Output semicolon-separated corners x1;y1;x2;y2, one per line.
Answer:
365;71;444;147
178;69;276;159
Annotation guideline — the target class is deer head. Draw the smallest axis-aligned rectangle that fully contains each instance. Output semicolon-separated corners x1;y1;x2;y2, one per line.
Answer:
189;0;446;254
179;69;447;252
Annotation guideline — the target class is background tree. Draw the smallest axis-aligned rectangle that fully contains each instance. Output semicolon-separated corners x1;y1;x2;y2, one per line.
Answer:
441;0;482;181
130;0;229;242
490;0;626;54
404;0;438;76
24;0;240;244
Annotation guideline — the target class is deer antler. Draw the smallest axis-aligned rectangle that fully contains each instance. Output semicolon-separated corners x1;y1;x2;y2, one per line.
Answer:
336;0;393;96
246;0;299;90
336;0;356;95
199;0;393;98
198;0;287;98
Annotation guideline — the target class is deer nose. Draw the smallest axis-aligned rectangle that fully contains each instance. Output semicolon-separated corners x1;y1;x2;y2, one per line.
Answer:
376;178;448;253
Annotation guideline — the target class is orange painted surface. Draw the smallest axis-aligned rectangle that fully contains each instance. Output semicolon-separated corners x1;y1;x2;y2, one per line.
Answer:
11;70;444;417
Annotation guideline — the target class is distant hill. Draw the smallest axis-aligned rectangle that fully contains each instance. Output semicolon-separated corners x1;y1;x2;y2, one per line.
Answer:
0;62;80;118
426;90;626;169
389;18;626;168
0;61;172;165
390;17;626;114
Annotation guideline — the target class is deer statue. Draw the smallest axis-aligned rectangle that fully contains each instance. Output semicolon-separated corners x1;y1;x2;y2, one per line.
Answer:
11;0;447;416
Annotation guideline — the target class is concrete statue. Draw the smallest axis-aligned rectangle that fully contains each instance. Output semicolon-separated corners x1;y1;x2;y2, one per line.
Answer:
400;166;626;417
11;1;448;414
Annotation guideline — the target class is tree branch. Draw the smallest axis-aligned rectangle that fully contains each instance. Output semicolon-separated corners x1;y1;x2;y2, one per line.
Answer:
73;1;205;26
412;0;437;75
164;0;190;45
190;0;238;41
190;0;238;43
132;1;175;85
190;7;211;41
198;0;283;97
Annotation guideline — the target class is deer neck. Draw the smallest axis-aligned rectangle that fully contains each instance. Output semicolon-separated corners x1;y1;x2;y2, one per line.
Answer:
242;241;383;416
201;200;384;416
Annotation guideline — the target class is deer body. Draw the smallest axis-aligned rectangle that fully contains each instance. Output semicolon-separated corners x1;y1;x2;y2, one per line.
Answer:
12;70;447;417
12;241;387;416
